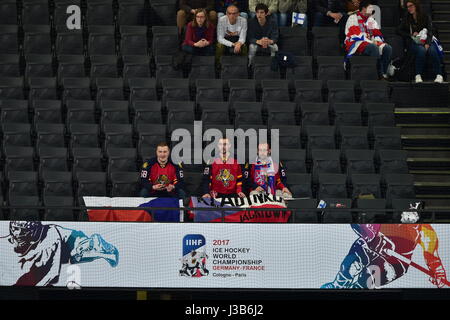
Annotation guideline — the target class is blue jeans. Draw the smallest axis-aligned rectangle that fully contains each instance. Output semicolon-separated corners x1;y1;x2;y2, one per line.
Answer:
218;12;248;19
410;42;442;76
362;43;393;76
182;44;215;56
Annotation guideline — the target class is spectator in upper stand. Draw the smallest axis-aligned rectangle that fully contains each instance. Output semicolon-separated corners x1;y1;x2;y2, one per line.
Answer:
279;0;308;27
216;5;248;64
345;0;393;80
177;0;218;34
248;3;279;66
249;0;279;22
397;0;444;83
313;0;346;27
182;9;216;56
216;0;248;19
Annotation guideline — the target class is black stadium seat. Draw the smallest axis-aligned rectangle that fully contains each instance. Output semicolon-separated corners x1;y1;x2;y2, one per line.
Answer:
220;56;249;85
96;78;125;104
9;196;40;221
120;26;149;56
162;79;190;108
110;172;140;197
312;27;341;56
0;25;19;54
39;147;69;177
0;77;24;99
288;199;319;223
103;124;134;150
287;173;313;198
8;171;39;199
62;78;92;103
76;171;108;198
356;198;387;223
129;78;157;102
66;100;96;127
261;80;290;110
318;173;348;199
22;0;50;26
351;174;382;199
334;103;362;127
70;124;100;148
72;147;104;174
317;57;346;82
57;55;86;86
190;56;216;86
150;0;177;26
360;80;390;105
56;27;84;56
228;80;256;107
295;80;323;104
267;102;297;126
345;149;376;175
43;196;76;221
312;149;342;183
0;0;18;25
86;0;114;26
286;56;313;90
339;126;369;151
301;103;330;130
0;54;20;77
118;0;146;26
4;146;34;175
279;27;308;56
152;26;179;56
0;99;29;123
42;171;74;197
107;147;138;176
155;55;182;88
132;100;163;127
90;55;119;83
327;80;356;106
23;25;51;55
35;123;65;150
122;56;151;85
378;149;409;176
384;174;416;206
280;149;307;173
196;79;224;104
32;100;63;125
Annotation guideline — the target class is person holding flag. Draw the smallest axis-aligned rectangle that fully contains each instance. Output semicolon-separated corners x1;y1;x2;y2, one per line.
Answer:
202;138;246;199
280;0;308;27
344;0;393;80
243;143;292;198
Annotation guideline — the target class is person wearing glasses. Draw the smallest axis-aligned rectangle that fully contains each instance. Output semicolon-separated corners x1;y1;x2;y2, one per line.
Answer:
397;0;444;83
216;5;248;64
182;8;216;56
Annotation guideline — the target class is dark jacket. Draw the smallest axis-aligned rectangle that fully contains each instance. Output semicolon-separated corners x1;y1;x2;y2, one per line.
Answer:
247;15;279;45
397;12;434;46
179;0;215;13
314;0;346;15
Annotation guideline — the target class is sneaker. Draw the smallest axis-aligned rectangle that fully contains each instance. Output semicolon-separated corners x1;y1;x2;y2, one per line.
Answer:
434;75;444;83
415;74;423;83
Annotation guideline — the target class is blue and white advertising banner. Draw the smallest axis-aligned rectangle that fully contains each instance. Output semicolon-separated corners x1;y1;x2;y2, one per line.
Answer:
0;222;449;289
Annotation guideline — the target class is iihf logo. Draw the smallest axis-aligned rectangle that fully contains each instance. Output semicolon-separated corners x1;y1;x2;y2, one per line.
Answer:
179;234;209;277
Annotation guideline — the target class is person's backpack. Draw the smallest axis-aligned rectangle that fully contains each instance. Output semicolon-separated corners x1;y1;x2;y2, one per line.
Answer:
394;50;415;82
271;51;298;71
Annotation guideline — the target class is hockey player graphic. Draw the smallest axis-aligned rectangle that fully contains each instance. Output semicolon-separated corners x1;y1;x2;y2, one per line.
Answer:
2;221;119;286
180;250;209;277
322;224;449;289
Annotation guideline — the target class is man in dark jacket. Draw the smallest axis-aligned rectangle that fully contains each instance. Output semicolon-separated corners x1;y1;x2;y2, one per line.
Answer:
177;0;218;34
247;3;279;66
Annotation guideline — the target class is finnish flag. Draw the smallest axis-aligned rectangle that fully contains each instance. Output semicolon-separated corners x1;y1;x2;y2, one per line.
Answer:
292;12;305;25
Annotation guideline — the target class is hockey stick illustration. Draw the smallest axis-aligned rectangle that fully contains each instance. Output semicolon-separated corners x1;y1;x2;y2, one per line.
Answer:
385;249;450;287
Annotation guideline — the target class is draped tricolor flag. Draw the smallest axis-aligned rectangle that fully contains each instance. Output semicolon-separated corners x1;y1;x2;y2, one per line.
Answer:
83;197;183;222
189;194;290;223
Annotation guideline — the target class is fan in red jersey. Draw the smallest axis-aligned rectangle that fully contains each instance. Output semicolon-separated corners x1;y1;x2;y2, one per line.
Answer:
201;138;246;198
